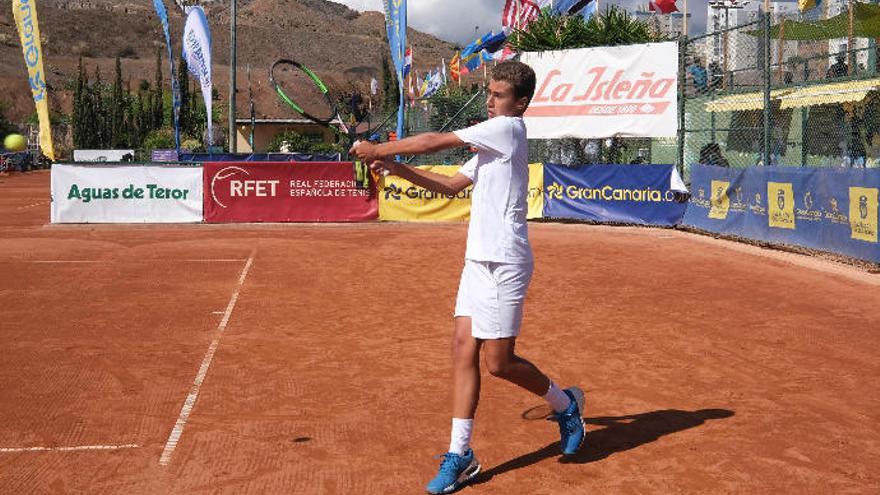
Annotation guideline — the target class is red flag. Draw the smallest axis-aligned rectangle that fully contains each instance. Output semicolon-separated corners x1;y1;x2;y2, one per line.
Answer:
502;0;542;31
649;0;678;14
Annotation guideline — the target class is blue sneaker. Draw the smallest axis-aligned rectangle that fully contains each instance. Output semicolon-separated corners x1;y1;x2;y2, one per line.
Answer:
556;387;586;455
425;449;481;494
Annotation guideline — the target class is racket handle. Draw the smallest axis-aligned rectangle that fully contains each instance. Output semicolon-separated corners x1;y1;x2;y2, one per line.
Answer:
353;139;391;176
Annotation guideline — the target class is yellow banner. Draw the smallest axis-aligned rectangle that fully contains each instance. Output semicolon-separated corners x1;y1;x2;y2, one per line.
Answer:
13;0;54;160
380;165;472;221
527;163;544;220
768;182;796;230
379;164;545;222
849;187;878;243
708;180;730;220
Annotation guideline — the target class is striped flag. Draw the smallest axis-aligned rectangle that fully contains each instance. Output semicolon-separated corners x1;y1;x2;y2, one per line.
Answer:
403;46;413;78
450;53;461;82
502;0;543;31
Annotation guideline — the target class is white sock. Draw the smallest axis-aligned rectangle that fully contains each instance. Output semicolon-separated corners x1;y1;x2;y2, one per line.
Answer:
448;418;473;455
544;381;572;413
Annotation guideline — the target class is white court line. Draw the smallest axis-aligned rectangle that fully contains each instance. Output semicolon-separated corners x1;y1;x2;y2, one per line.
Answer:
0;444;139;453
16;201;48;210
181;259;247;262
18;259;246;264
23;260;101;264
158;249;256;466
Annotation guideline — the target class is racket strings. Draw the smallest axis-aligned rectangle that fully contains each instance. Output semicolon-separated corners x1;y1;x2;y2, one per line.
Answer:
271;61;338;125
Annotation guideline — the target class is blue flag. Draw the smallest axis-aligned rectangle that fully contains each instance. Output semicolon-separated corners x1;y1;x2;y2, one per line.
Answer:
383;0;407;140
462;32;493;58
554;0;597;19
152;0;181;151
462;51;483;72
481;32;508;54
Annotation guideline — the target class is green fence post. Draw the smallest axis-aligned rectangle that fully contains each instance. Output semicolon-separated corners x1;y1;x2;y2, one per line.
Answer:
678;35;687;176
762;11;772;167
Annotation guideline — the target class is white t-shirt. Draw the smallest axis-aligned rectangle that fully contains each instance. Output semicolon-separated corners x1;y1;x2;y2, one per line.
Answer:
453;116;533;264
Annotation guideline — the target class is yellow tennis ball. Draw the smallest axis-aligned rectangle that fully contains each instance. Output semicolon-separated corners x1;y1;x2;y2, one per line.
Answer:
4;134;26;152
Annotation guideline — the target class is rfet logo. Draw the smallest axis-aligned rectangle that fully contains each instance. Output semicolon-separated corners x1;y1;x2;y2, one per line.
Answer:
210;166;280;208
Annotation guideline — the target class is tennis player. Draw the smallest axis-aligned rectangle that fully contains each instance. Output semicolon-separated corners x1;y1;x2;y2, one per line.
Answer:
350;60;584;494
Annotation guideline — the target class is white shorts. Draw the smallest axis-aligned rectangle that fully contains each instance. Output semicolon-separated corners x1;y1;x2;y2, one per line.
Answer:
454;259;534;340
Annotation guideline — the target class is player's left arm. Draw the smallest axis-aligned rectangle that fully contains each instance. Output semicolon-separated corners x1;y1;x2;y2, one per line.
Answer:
369;160;471;196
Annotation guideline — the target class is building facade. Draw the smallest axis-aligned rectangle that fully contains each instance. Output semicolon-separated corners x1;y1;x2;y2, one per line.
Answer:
704;1;800;73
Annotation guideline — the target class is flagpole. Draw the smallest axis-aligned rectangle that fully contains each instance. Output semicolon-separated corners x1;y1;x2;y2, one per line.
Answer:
848;0;854;75
683;0;688;37
229;0;237;153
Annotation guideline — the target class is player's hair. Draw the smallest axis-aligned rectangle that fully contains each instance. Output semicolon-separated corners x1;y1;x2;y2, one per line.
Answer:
491;61;537;104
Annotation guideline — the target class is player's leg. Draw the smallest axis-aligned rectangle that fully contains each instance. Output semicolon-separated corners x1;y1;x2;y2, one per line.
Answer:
478;261;586;456
483;337;585;455
426;274;483;494
451;316;481;421
482;336;548;395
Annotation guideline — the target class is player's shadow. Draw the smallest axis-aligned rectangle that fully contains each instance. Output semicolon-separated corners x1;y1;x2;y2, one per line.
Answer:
472;408;734;485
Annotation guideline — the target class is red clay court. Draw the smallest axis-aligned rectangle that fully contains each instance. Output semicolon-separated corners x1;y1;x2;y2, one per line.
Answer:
1;171;878;494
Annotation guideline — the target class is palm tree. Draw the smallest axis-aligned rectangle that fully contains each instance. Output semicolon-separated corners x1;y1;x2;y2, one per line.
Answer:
508;5;668;53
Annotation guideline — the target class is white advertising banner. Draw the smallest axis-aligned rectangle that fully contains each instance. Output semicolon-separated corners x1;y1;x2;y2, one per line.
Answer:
521;41;678;139
183;6;212;146
51;164;203;223
73;149;135;162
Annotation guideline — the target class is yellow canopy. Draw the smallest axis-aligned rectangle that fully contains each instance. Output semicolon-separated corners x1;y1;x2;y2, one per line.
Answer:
779;78;880;109
704;89;793;112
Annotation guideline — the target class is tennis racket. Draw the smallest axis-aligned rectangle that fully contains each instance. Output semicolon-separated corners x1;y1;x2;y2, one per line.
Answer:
270;59;351;136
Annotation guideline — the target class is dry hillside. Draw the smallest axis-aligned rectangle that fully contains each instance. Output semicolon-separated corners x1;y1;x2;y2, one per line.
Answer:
0;0;457;123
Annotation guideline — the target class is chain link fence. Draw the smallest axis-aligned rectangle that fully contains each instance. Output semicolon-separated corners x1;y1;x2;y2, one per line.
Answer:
681;2;880;180
376;4;880;175
404;85;661;167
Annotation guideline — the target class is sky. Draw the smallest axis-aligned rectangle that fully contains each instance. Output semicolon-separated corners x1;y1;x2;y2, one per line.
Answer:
333;0;712;45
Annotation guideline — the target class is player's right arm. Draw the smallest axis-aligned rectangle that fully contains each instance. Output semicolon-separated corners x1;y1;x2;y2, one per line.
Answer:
351;132;465;164
369;160;471;196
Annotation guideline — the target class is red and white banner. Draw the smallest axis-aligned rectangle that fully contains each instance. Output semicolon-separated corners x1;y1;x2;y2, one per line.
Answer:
521;42;678;139
203;162;378;223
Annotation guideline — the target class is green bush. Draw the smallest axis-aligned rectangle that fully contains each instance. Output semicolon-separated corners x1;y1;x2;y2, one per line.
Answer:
267;130;314;153
142;129;175;154
181;138;202;152
310;142;345;155
508;5;666;52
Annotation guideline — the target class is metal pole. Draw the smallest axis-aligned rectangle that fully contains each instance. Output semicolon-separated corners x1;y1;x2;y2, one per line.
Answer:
848;0;855;75
722;8;729;90
801;106;808;166
677;35;687;176
229;0;237;153
777;17;786;83
711;94;717;143
763;11;772;167
801;61;809;165
247;64;255;152
682;0;688;37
